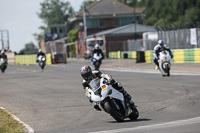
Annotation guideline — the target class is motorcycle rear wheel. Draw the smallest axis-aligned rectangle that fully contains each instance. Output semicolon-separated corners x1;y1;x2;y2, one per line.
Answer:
1;66;6;73
104;100;124;122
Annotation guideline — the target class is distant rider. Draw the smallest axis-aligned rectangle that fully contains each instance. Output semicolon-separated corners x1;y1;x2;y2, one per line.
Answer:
80;65;131;111
153;40;173;70
36;49;46;62
0;49;8;64
91;43;104;64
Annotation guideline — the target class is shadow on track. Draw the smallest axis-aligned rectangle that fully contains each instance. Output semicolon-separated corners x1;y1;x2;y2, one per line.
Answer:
109;118;151;123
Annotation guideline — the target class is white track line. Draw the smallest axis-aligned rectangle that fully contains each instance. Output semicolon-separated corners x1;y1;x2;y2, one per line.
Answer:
88;116;200;133
101;68;200;76
0;107;34;133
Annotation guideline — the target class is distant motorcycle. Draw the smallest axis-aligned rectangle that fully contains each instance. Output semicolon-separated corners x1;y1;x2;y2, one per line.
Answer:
92;53;103;70
37;55;46;70
85;77;139;122
158;50;171;77
0;58;7;73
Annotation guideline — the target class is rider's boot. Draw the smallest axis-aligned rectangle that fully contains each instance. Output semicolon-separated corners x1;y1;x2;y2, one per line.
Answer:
120;87;132;102
113;82;132;102
154;59;159;70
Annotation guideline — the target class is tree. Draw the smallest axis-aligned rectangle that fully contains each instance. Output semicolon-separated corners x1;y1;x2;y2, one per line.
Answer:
19;42;38;55
37;0;74;25
67;29;78;58
34;0;74;47
142;0;200;27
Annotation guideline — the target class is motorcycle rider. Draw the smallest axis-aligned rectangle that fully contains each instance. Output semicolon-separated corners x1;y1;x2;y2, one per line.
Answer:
36;49;46;62
0;49;8;64
91;43;104;64
153;40;173;70
80;65;131;111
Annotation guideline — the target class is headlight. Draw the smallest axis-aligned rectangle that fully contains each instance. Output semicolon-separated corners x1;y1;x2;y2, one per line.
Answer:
42;58;45;61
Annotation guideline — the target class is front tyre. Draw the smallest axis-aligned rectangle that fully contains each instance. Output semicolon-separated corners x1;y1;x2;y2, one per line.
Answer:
167;65;170;76
128;104;139;120
39;62;45;69
167;69;170;76
41;63;45;69
1;65;6;73
94;61;100;70
104;100;124;122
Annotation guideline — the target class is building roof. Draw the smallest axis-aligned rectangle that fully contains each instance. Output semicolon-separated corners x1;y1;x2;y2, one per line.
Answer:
77;0;146;17
68;0;146;22
87;23;156;38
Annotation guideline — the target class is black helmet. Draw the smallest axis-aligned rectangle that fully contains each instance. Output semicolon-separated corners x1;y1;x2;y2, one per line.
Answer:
80;65;93;82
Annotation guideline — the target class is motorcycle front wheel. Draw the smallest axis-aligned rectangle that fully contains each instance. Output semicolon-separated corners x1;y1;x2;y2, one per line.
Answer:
128;104;139;120
104;100;124;122
39;62;45;69
167;64;170;76
94;62;100;70
1;65;6;73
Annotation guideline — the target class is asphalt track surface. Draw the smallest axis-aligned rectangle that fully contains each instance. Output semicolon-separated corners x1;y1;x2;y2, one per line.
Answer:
0;59;200;133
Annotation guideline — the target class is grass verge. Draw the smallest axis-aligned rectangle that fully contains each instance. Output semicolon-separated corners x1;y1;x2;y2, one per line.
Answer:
0;108;24;133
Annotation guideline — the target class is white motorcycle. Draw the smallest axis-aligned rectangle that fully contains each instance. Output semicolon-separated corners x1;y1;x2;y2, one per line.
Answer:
85;77;139;122
158;50;171;77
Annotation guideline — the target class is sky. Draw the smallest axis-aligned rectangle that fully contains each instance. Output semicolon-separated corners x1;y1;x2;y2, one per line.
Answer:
0;0;85;52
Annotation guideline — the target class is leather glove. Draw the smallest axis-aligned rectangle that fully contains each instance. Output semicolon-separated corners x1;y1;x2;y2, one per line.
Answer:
82;82;89;88
171;54;173;59
107;79;115;85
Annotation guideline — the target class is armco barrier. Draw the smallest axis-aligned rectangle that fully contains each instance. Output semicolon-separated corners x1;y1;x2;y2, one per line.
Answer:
15;54;52;65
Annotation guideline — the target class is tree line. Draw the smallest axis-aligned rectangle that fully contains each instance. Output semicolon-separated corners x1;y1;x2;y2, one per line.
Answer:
120;0;200;28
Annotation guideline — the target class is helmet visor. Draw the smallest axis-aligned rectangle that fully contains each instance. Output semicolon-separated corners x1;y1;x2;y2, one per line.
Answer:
82;72;93;81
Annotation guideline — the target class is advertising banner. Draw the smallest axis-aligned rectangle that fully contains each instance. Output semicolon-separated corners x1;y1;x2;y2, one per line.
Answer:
190;28;197;45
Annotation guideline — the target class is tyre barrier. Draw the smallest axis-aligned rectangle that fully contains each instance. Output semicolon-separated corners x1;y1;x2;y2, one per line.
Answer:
145;50;154;63
15;54;52;65
108;51;121;59
108;48;200;63
136;51;145;63
108;51;136;59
